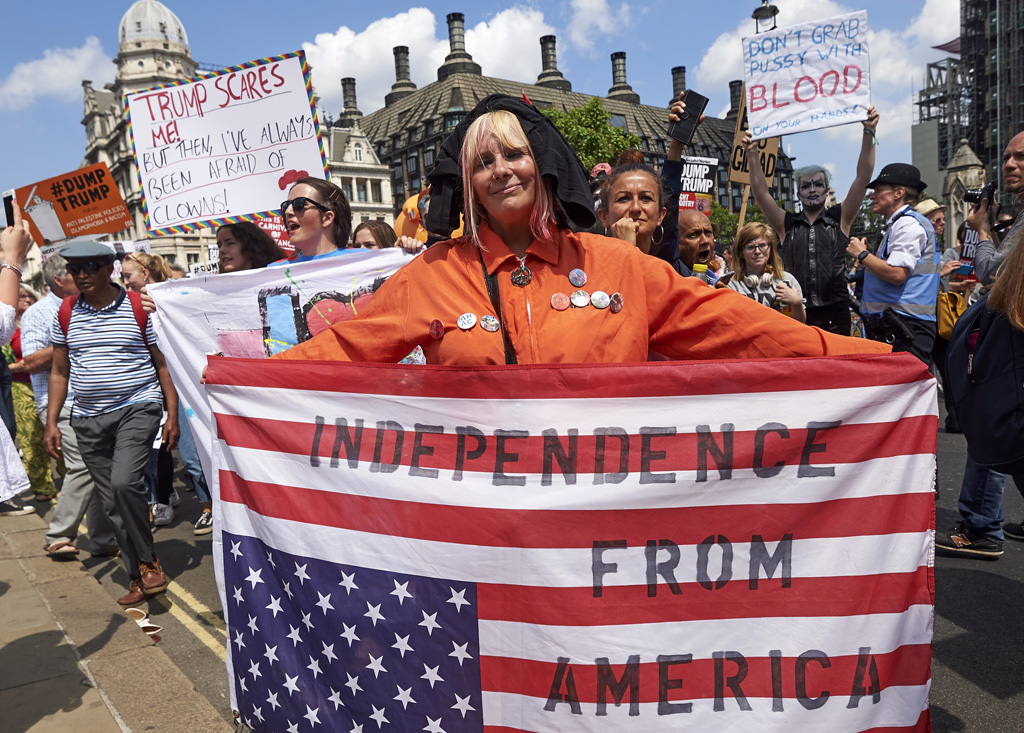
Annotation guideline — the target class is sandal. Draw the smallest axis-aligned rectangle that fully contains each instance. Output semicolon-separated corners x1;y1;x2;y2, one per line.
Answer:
44;540;80;558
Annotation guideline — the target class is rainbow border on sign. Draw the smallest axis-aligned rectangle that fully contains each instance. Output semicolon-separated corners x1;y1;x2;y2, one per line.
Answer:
124;50;329;238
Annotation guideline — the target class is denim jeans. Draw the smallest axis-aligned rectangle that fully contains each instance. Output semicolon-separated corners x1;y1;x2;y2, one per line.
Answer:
177;402;210;503
958;453;1024;542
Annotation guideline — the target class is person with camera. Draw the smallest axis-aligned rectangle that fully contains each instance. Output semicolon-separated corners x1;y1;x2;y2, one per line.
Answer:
743;107;879;335
936;130;1024;558
968;132;1024;286
845;163;939;365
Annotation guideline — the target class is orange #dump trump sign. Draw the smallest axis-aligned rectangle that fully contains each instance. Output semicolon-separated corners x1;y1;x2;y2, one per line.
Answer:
14;162;133;256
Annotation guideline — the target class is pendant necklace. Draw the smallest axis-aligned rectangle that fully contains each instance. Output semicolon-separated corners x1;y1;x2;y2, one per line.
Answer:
511;255;532;287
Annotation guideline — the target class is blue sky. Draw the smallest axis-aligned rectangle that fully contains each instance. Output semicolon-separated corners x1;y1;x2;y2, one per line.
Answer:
1;0;959;205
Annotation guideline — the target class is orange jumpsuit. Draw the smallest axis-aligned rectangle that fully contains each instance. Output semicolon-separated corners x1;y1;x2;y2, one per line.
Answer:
276;225;890;365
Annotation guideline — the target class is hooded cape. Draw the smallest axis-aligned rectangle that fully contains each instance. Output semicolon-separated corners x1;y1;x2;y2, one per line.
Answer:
425;94;597;237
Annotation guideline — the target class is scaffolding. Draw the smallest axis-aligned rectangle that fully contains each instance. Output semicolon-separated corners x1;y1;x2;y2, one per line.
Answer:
914;58;972;170
961;0;1024;183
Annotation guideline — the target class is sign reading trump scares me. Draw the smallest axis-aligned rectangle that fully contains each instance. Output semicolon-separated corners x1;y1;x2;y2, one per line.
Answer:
125;51;328;237
743;11;871;140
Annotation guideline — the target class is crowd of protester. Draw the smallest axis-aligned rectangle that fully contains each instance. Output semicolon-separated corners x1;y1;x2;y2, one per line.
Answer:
0;93;1021;617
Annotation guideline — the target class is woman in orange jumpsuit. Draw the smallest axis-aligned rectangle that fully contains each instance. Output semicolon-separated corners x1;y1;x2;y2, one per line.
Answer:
276;95;887;366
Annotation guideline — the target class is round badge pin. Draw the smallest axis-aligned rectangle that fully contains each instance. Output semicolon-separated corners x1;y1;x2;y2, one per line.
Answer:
429;319;445;338
457;312;478;330
569;268;588;288
570;289;590;308
551;292;570;311
609;292;624;313
591;290;610;309
480;315;500;332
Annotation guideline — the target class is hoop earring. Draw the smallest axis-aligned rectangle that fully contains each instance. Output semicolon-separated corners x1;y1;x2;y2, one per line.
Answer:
652;224;664;246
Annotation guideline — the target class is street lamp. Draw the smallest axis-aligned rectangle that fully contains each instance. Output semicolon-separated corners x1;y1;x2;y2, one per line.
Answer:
752;0;779;34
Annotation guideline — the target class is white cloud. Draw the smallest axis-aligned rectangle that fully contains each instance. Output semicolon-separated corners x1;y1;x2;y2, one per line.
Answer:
0;36;113;111
301;7;554;116
466;8;555;82
694;0;849;90
301;9;447;118
566;0;633;53
905;0;961;47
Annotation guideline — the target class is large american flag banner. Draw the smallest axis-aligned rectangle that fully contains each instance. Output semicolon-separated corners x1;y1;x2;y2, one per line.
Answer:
206;352;935;732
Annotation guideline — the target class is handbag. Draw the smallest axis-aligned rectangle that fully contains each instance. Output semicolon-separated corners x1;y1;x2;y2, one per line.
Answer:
937;290;969;341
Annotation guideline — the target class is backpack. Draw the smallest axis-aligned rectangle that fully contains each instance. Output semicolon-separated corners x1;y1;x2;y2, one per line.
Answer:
58;291;149;348
946;293;1024;474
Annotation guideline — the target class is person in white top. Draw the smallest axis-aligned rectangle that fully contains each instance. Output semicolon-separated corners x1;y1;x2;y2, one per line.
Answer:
0;203;34;513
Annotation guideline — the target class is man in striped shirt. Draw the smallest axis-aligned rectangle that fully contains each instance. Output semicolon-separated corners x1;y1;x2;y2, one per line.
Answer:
43;240;179;608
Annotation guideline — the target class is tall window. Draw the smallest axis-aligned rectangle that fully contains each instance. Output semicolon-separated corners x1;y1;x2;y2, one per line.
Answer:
371;181;382;203
354;144;362;162
357;182;367;202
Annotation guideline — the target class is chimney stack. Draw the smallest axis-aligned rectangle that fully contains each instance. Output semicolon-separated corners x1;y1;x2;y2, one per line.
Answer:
670;66;686;104
385;46;418;106
536;35;571;91
338;77;362;126
438;12;481;81
606;51;640;104
727;79;744;121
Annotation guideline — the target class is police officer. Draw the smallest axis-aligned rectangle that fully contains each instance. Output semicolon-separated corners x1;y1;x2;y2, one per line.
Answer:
846;163;939;365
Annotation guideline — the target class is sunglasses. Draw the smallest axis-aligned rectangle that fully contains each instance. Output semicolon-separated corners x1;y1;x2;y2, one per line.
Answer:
66;261;110;275
280;197;328;215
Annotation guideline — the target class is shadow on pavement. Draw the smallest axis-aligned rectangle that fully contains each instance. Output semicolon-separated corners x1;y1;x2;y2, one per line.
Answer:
933;567;1024;700
0;629;89;729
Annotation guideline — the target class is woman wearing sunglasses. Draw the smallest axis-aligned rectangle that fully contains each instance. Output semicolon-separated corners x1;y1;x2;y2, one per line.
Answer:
274;178;353;265
728;222;806;323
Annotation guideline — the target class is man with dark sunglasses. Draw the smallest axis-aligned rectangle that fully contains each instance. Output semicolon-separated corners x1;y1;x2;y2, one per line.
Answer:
43;240;180;607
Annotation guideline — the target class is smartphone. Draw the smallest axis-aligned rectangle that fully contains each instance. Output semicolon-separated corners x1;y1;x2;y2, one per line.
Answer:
3;190;13;227
954;263;974;277
667;89;709;145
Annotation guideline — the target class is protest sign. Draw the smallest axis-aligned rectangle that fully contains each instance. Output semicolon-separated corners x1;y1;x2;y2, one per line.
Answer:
678;156;717;216
12;162;133;257
743;11;871;140
125;51;328;236
952;225;980;283
205;353;934;731
254;215;294;252
728;89;780;187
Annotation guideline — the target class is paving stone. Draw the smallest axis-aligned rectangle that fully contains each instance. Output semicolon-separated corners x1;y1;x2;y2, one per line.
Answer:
0;670;121;733
88;646;232;732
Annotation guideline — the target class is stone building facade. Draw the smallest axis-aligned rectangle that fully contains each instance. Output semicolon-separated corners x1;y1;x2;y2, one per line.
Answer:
81;0;393;265
355;13;796;217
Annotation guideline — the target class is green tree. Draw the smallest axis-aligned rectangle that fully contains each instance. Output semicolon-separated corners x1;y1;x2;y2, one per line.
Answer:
541;98;642;171
708;200;767;244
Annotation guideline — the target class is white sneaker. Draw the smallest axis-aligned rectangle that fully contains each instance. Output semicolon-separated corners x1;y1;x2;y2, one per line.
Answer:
169;489;180;507
152;503;174;526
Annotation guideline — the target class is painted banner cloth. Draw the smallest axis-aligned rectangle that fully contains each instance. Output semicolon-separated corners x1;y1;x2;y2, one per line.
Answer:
147;246;414;481
205;353;935;732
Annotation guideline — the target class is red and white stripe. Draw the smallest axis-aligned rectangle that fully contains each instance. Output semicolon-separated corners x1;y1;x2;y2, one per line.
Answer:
208;353;935;732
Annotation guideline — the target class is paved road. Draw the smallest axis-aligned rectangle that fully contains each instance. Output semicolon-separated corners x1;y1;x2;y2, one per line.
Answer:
41;405;1024;731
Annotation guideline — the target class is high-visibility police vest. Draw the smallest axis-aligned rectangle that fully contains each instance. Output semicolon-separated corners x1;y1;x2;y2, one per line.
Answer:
862;207;940;322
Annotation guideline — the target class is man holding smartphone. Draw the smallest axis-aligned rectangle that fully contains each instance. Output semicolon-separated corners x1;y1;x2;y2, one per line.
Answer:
743;108;880;334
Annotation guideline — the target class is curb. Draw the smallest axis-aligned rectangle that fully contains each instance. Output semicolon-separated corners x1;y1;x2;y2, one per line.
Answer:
1;513;232;732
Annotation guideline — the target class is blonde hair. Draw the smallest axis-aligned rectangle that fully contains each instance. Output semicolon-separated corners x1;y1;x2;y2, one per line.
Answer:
460;110;556;247
989;224;1024;329
732;222;783;280
124;252;173;284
